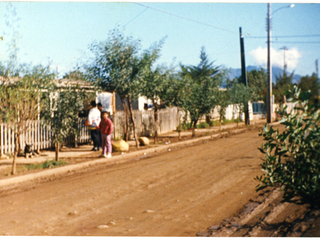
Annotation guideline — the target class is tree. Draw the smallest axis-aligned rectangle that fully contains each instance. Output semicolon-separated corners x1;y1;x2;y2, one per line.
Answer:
4;3;21;78
139;65;170;143
88;29;164;147
234;68;267;122
0;62;9;77
256;86;320;206
215;90;230;131
180;47;223;137
88;29;139;144
247;68;267;102
228;82;255;126
63;68;89;81
274;71;294;103
138;39;171;143
42;78;94;161
160;72;187;140
298;73;319;105
0;65;54;174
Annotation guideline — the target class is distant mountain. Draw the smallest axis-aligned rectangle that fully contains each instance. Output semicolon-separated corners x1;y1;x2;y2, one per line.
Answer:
227;65;302;84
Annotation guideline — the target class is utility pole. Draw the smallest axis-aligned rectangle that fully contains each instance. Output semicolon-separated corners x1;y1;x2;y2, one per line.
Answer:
239;27;250;125
266;3;272;123
316;59;320;97
280;46;288;75
266;3;294;123
316;59;319;79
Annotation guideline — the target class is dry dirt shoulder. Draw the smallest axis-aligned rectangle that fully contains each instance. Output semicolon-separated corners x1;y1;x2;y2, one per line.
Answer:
197;187;320;237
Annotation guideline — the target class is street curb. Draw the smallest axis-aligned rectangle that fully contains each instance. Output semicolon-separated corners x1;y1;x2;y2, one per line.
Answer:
0;125;262;192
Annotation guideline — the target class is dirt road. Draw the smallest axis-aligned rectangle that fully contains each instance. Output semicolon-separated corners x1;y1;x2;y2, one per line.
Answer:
0;129;266;236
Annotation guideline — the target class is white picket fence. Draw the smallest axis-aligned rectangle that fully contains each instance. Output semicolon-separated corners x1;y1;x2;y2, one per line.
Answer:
1;103;272;156
0;118;91;157
0;107;181;156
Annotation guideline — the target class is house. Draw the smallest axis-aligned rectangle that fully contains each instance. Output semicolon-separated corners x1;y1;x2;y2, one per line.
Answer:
97;92;153;114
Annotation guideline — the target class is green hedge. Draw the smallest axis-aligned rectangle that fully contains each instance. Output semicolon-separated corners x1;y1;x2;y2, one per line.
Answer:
256;86;320;206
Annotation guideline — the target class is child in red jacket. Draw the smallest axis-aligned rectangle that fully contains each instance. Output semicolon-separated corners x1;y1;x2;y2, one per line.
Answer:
98;112;113;158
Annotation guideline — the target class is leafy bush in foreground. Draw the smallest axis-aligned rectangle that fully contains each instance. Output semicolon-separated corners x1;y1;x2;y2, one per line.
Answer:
256;86;320;206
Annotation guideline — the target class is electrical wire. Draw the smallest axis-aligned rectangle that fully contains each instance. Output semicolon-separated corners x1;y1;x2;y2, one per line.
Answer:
134;3;320;43
134;3;238;35
124;7;149;27
245;34;320;39
271;41;320;44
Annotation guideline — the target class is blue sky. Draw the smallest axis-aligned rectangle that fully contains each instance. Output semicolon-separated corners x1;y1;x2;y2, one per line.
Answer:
0;1;319;78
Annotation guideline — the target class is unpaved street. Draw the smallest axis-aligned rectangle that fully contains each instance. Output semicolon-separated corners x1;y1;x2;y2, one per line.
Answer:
0;129;264;236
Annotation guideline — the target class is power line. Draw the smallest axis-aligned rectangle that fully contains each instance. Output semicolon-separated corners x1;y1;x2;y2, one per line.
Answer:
246;34;320;39
124;7;149;27
273;34;320;38
272;41;320;44
134;3;238;35
134;3;320;41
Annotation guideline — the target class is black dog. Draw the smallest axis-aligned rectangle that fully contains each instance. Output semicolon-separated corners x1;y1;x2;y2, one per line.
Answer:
24;144;38;158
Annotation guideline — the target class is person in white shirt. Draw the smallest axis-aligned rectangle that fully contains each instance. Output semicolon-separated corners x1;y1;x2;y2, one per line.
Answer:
88;100;101;151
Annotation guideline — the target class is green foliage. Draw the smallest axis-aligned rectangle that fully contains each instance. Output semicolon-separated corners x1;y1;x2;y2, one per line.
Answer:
231;68;268;103
216;90;230;123
41;72;94;161
0;19;55;174
87;28;163;144
256;86;320;206
4;3;20;77
139;65;170;105
298;73;319;106
228;82;255;123
25;160;68;170
247;68;267;102
197;122;209;129
63;68;89;81
0;65;55;152
222;119;241;124
137;39;169;142
88;28;142;99
179;47;223;134
176;122;192;131
273;71;294;103
42;80;93;146
138;39;167;102
210;120;220;126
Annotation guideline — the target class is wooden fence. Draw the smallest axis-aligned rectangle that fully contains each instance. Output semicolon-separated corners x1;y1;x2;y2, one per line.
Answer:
1;103;271;156
0;118;91;157
113;107;180;140
0;108;180;156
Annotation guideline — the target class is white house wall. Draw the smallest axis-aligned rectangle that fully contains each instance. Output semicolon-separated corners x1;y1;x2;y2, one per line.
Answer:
138;96;153;111
97;92;113;114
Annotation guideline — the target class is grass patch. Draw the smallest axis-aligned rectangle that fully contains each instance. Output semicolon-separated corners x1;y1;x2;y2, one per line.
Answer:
197;122;209;129
25;160;68;170
175;118;244;132
176;122;192;131
209;120;220;126
223;119;242;124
